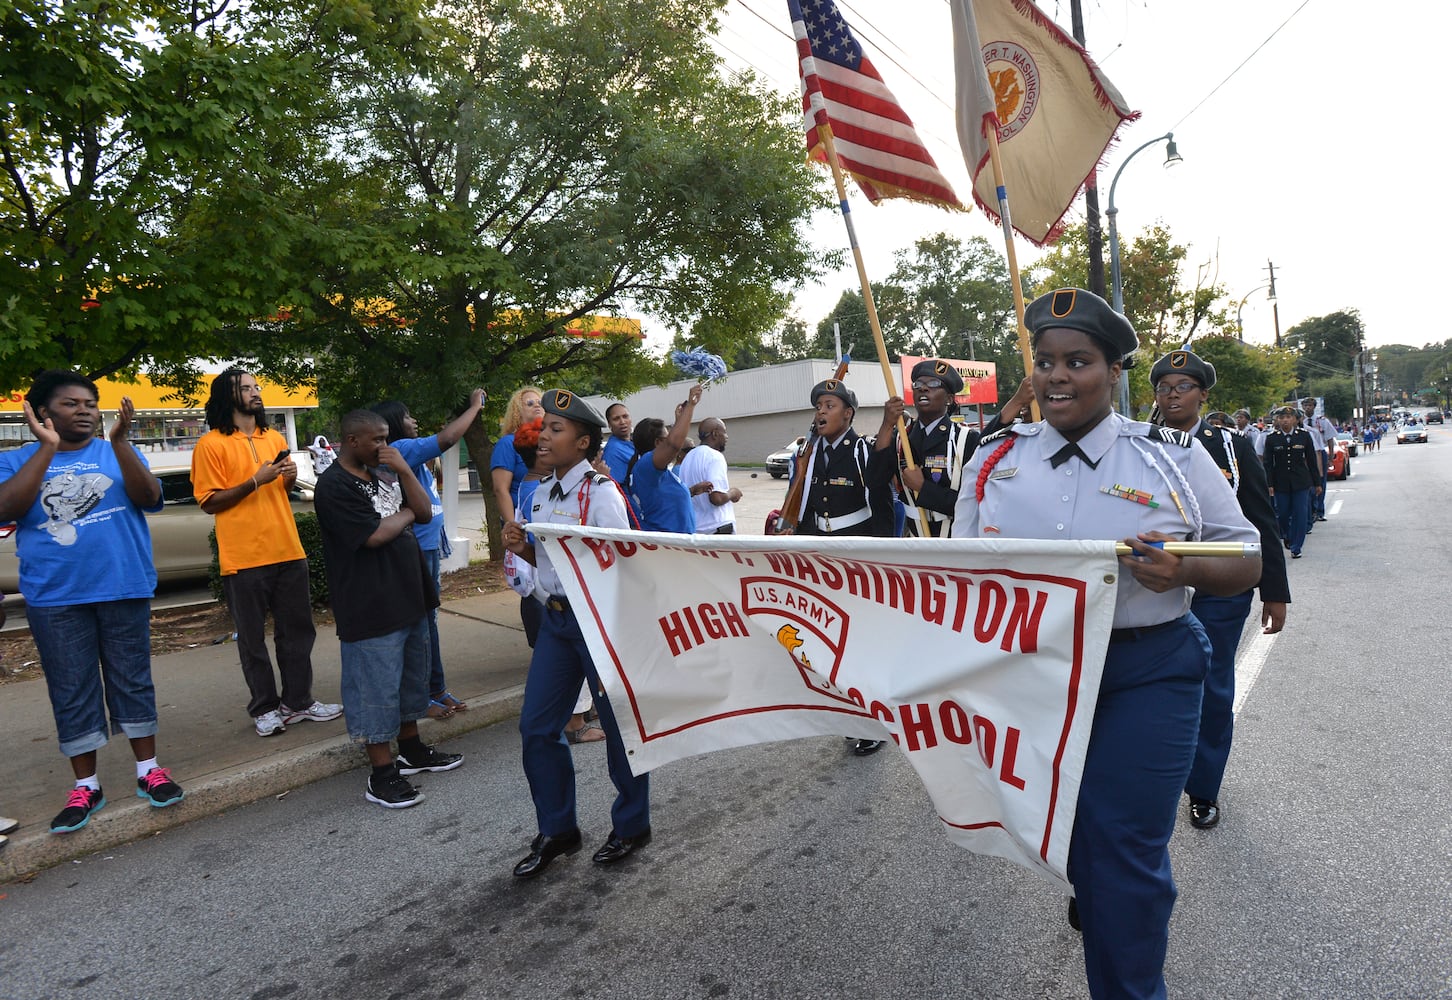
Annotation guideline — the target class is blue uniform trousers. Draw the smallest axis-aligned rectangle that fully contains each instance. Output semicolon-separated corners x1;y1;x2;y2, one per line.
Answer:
519;601;649;839
1185;592;1254;802
1069;615;1210;1000
1272;489;1310;554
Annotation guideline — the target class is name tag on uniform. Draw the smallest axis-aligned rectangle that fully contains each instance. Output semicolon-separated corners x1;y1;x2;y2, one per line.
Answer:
988;466;1018;480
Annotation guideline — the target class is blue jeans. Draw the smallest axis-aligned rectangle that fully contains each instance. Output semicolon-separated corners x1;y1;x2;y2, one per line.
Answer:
1272;489;1310;554
1186;591;1255;802
421;548;446;695
339;617;430;745
28;599;158;758
519;600;649;838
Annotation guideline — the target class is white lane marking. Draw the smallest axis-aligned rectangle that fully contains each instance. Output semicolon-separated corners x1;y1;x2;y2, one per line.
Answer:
1234;627;1278;714
1329;498;1344;516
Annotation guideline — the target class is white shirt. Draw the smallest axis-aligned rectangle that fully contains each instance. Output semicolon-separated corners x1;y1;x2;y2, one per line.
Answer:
679;445;733;532
525;459;629;596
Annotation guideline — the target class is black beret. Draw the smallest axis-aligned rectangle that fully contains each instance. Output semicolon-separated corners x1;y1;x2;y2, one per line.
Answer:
542;388;606;428
1150;349;1217;390
1025;288;1139;367
910;359;964;394
810;378;857;410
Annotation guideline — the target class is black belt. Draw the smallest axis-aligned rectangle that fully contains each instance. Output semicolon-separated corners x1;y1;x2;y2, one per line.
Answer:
1108;617;1186;643
545;595;571;613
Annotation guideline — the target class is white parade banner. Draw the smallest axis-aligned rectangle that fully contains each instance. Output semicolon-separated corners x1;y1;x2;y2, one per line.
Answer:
532;526;1118;887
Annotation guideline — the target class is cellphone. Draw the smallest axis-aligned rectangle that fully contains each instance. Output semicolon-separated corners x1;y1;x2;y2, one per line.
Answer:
272;450;290;465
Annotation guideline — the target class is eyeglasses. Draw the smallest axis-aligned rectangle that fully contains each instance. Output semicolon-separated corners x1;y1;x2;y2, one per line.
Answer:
1153;381;1202;397
911;379;945;390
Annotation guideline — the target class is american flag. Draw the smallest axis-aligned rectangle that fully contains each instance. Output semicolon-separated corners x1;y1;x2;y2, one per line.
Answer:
789;0;963;209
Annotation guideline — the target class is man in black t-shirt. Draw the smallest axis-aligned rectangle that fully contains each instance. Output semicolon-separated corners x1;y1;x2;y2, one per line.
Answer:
315;410;464;810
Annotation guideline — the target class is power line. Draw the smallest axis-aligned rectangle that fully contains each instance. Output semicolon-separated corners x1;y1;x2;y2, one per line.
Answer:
1170;0;1314;132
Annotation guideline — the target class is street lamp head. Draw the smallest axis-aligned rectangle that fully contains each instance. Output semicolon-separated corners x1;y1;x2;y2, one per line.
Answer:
1163;135;1183;169
1266;284;1276;303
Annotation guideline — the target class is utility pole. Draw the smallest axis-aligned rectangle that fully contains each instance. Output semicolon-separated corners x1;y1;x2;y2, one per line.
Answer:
1070;0;1105;298
1265;259;1282;348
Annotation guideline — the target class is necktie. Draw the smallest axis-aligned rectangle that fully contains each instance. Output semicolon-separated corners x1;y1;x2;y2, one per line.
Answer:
1049;442;1099;470
549;482;565;501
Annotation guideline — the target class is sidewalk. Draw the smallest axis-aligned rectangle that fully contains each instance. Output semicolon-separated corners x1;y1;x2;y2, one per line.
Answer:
0;588;534;882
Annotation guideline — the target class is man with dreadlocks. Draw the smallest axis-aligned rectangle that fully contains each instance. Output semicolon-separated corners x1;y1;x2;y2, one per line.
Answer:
192;368;342;739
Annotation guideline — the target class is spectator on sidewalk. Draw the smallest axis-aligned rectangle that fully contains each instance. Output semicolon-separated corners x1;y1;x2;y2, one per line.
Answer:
490;387;543;527
192;369;341;738
623;385;702;533
679;416;742;534
0;600;13;847
315;410;463;810
0;372;184;835
372;389;487;718
602;403;634;482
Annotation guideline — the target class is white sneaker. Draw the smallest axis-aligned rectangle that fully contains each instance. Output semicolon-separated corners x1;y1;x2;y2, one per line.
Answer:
254;709;287;737
280;701;343;724
0;816;18;835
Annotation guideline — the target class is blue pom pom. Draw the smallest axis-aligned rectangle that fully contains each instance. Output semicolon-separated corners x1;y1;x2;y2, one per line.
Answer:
670;347;728;382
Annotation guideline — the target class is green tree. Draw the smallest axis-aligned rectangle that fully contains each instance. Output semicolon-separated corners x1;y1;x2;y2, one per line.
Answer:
1283;310;1365;387
1191;336;1299;419
0;0;427;387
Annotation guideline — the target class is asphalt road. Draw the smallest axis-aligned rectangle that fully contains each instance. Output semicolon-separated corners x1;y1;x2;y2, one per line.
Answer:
3;442;1450;999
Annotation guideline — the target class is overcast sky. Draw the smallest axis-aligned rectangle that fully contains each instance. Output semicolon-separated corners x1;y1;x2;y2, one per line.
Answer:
696;0;1442;354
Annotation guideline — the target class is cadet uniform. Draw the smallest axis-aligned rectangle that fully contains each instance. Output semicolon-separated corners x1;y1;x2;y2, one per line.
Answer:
1262;410;1319;557
868;359;1007;537
793;380;894;539
514;390;650;878
952;289;1259;1000
1150;351;1291;832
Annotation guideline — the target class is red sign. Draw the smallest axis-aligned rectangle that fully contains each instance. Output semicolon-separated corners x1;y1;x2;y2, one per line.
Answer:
899;355;998;406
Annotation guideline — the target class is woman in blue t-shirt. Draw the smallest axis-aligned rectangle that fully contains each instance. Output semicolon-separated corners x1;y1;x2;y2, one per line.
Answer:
624;384;703;534
490;387;543;525
371;389;486;717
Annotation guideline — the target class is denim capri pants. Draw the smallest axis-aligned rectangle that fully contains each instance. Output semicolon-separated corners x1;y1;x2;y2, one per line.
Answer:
339;617;430;745
28;598;159;758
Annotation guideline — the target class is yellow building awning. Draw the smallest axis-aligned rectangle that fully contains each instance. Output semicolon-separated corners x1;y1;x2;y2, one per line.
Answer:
1;374;316;413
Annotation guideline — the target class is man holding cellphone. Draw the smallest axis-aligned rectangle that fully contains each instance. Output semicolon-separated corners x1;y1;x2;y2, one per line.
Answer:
192;368;342;737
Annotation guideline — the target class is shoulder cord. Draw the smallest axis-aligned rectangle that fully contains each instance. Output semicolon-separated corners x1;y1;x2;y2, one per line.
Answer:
974;437;1017;503
1128;437;1204;540
1217;429;1241;494
579;472;641;530
852;437;872;509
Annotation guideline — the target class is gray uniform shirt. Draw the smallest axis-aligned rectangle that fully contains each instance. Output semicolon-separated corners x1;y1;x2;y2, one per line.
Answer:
526;458;630;597
950;412;1257;628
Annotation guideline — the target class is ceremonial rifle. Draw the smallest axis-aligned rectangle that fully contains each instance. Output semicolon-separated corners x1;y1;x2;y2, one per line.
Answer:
776;353;850;533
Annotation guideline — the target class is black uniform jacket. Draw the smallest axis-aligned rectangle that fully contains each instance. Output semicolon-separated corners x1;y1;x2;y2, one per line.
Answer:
1191;419;1290;604
1262;429;1319;493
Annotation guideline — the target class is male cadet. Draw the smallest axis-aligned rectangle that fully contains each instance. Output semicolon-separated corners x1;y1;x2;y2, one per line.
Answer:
602;403;634;482
679;416;742;534
1233;408;1266;458
192;369;342;737
1151;350;1290;830
1262;406;1320;559
1300;396;1338;522
871;361;1035;537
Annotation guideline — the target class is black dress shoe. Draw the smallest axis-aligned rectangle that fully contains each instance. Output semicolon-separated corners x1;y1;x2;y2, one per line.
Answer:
1067;897;1081;932
592;828;651;864
1188;797;1220;829
512;828;582;878
851;739;885;756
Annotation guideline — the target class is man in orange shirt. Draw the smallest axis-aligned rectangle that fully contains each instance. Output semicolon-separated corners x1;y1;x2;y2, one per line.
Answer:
191;369;341;737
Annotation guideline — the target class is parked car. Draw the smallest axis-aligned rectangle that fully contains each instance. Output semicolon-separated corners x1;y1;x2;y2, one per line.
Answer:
1327;436;1352;480
1;456;314;599
765;437;806;479
1334;432;1359;458
1396;424;1428;444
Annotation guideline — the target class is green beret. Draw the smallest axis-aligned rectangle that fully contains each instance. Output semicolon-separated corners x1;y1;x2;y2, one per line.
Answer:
1025;288;1139;368
910;359;965;394
1150;349;1217;390
541;388;606;428
810;378;857;410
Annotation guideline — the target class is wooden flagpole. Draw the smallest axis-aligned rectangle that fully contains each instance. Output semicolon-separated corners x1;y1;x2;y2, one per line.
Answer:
985;127;1042;423
815;121;932;537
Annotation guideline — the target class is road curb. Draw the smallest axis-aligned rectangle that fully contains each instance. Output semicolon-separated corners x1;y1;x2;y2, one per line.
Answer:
0;684;525;884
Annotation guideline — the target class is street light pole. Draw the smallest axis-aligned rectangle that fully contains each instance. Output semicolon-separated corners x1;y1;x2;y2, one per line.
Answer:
1235;283;1274;342
1107;132;1182;415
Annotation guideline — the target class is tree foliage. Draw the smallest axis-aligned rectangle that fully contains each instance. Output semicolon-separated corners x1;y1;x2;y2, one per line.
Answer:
1190;336;1299;420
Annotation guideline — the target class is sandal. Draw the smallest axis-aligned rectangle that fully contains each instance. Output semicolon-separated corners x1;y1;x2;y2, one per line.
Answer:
427;699;455;720
435;691;469;712
565;722;606;744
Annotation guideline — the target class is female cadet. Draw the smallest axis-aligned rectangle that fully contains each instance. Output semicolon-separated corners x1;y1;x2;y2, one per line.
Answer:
950;288;1261;1000
501;390;651;878
623;383;702;533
